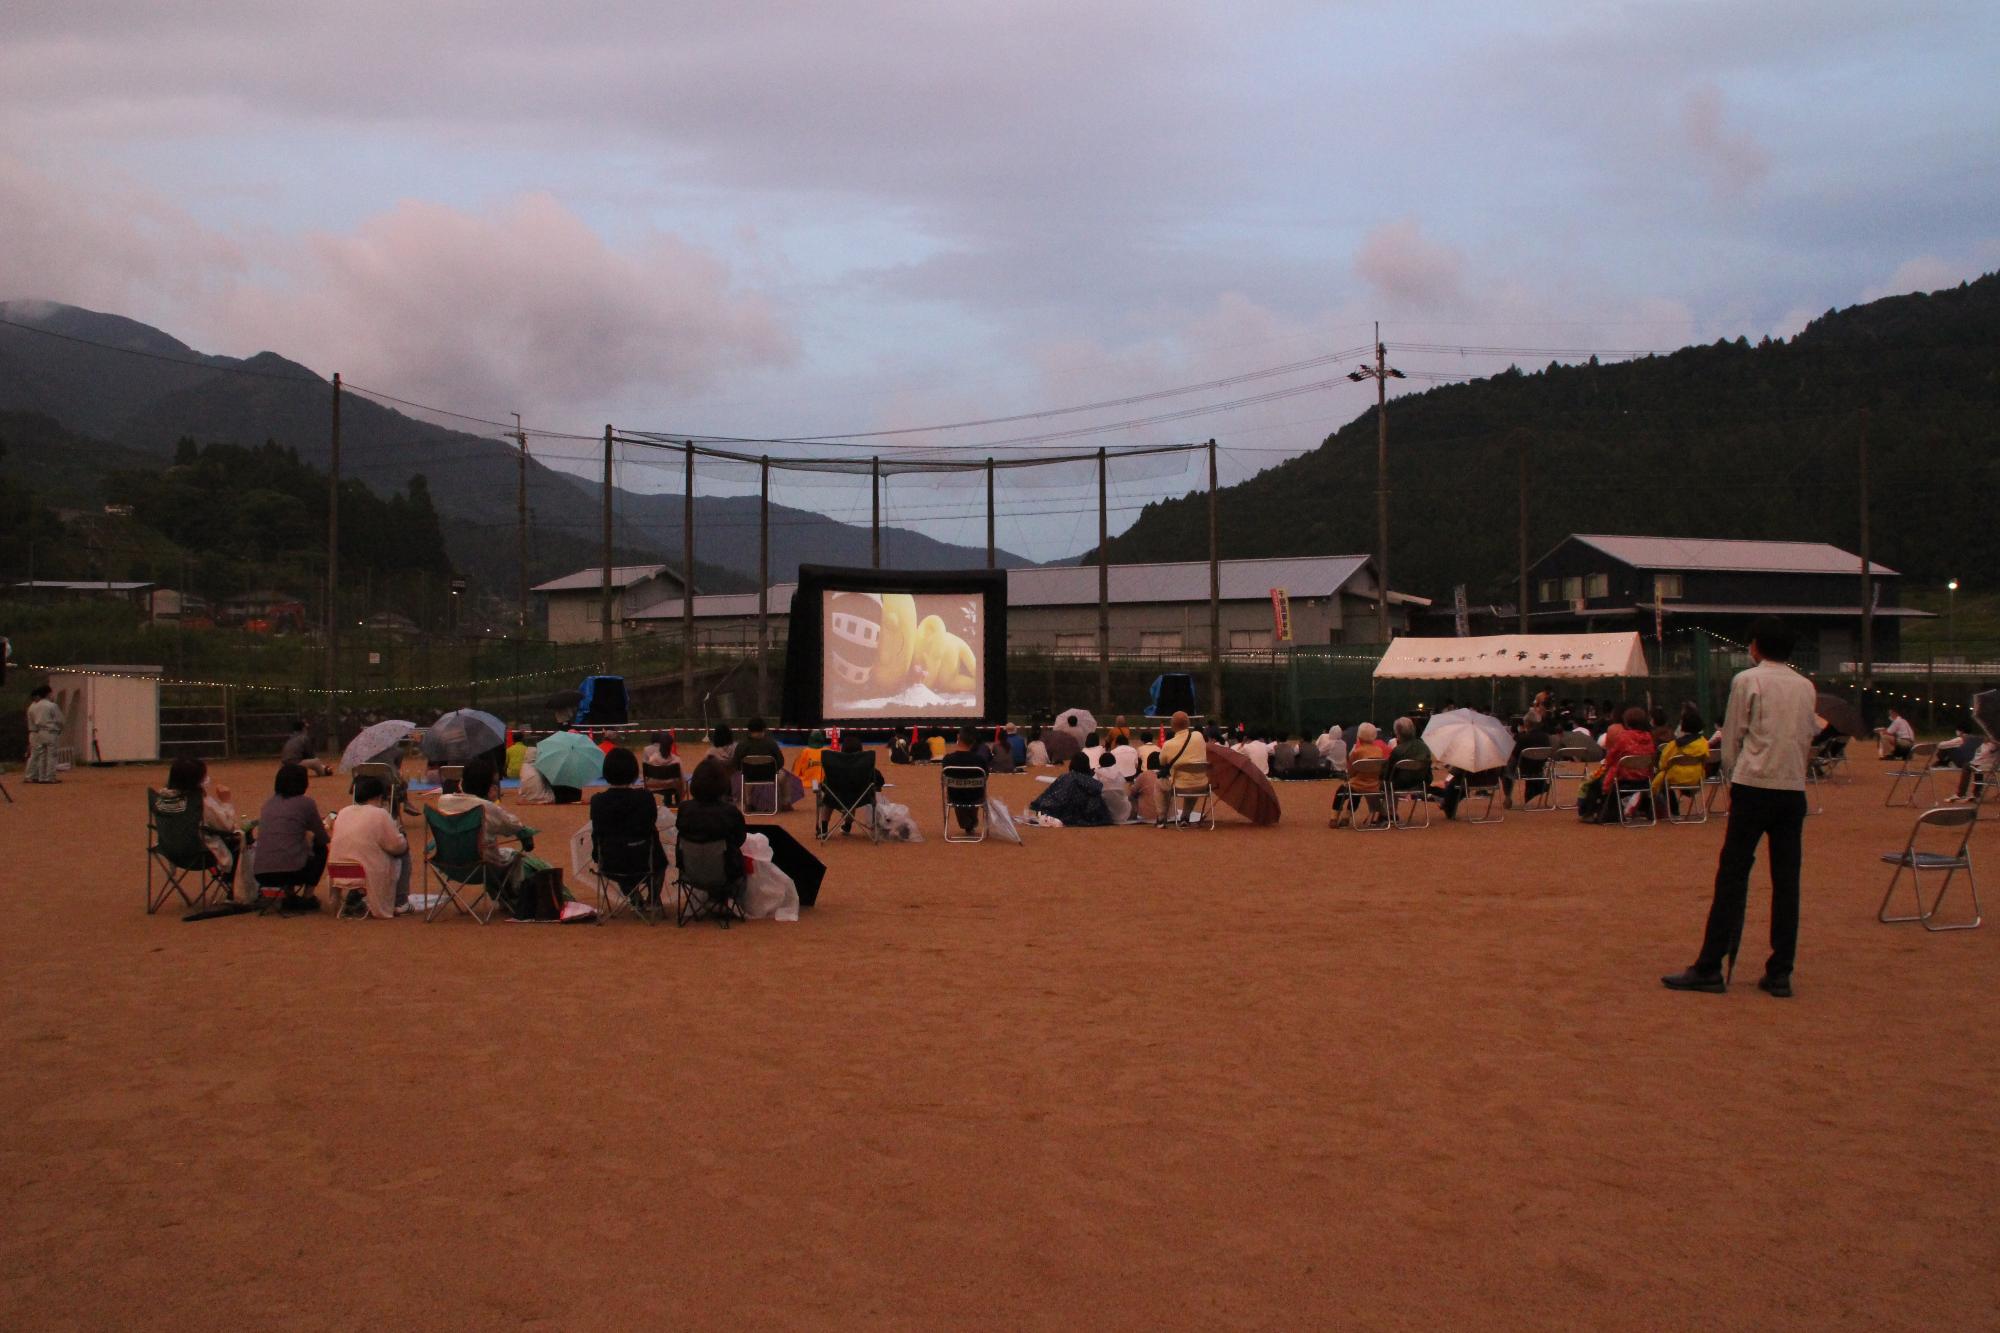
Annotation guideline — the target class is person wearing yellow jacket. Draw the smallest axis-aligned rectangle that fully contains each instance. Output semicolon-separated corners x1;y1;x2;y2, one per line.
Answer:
1653;706;1711;816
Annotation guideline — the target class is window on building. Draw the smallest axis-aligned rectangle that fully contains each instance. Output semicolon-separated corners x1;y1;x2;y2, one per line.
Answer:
1585;573;1610;599
1054;632;1095;658
1229;629;1273;652
1561;576;1584;602
1653;573;1683;600
1537;578;1559;604
1139;630;1183;653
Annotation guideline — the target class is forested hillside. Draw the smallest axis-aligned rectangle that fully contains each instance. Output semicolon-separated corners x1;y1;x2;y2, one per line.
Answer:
1098;276;2000;597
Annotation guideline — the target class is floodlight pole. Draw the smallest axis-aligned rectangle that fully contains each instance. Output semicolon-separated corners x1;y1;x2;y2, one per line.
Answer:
1858;407;1873;688
757;454;770;717
1207;438;1221;719
683;441;696;718
600;425;614;657
985;457;996;570
514;412;529;631
871;455;881;569
1097;446;1110;716
325;372;341;745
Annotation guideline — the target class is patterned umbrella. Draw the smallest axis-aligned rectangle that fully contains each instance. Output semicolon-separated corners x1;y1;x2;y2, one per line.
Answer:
339;719;414;772
1205;746;1282;825
533;730;605;789
420;709;508;764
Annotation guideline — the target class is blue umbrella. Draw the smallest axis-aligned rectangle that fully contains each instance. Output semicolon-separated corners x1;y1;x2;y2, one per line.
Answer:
533;730;605;789
421;709;508;764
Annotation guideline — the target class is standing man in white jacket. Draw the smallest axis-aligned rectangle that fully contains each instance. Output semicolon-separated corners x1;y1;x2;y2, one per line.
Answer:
1663;617;1817;998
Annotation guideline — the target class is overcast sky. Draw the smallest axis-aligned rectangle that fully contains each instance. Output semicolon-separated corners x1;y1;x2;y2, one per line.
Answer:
4;1;1996;558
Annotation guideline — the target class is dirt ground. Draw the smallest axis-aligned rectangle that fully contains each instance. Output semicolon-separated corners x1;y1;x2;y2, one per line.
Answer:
1;750;1994;1330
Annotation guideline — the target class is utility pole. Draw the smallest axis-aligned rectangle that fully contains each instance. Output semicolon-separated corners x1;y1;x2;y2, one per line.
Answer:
1516;429;1531;635
683;442;696;719
514;412;528;632
1858;407;1873;687
1207;439;1221;720
985;457;996;570
757;454;770;718
871;455;881;568
325;372;342;742
1347;326;1404;641
1096;446;1110;716
600;425;614;657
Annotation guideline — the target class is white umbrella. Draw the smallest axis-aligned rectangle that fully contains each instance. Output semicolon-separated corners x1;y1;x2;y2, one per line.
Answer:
339;719;414;772
1053;708;1098;744
1419;708;1514;773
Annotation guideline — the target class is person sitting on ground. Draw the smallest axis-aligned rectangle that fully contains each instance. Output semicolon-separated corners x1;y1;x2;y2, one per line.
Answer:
708;724;736;766
677;755;747;859
280;718;334;777
1317;723;1349;776
1109;732;1140;779
437;756;534;892
589;746;668;908
1043;722;1080;767
1875;707;1915;760
987;728;1017;774
925;729;948;763
642;730;685;806
791;729;828;788
818;733;886;836
504;730;527;779
1653;705;1711;815
1579;707;1658;822
1106;715;1132;748
1330;723;1390;827
1081;729;1106;772
1240;729;1272;775
1006;724;1028;769
330;775;412;918
251;761;329;910
168;756;242;887
1159;710;1209;826
1091;750;1135;823
1028;750;1113;827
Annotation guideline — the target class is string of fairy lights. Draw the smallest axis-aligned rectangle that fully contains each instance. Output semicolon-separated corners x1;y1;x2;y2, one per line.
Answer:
19;660;598;697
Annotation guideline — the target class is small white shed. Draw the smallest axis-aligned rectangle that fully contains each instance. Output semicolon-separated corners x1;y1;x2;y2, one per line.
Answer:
48;666;161;764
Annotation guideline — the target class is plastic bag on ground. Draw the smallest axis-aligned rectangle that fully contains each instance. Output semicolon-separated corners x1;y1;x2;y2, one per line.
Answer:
986;797;1023;844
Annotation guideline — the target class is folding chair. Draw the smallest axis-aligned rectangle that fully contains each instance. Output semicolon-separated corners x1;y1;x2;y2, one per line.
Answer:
591;832;667;923
1460;770;1505;823
1516;747;1556;812
1333;758;1390;830
1877;806;1981;931
941;765;989;843
421;804;504;923
817;751;882;842
1550;746;1593;812
738;754;780;814
438;764;465;796
350;761;406;817
1164;761;1215;828
1884;742;1940;807
1612;754;1657;828
329;859;371;919
675;836;744;927
1702;757;1730;815
1812;736;1850;784
146;788;230;914
1388;758;1432;829
1664;761;1708;824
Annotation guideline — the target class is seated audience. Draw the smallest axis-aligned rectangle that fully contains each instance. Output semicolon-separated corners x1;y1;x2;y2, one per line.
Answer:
280;718;334;777
1095;751;1134;823
329;775;412;918
708;724;736;766
1028;751;1113;827
1508;709;1553;807
1876;708;1915;760
1387;717;1433;792
642;730;685;805
1005;725;1028;769
251;761;329;909
1317;724;1349;775
168;756;242;886
589;746;668;904
818;734;886;837
504;732;527;779
1653;706;1711;814
678;755;747;858
437;756;534;892
1578;707;1657;822
1239;730;1272;775
1330;723;1390;827
791;729;828;787
1159;710;1209;826
733;717;787;774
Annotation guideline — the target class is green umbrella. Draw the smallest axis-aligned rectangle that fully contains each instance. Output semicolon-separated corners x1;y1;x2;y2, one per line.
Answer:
533;731;606;789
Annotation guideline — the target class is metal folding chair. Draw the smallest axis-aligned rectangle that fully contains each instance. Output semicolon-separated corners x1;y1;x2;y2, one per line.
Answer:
1812;737;1850;784
146;788;231;914
738;754;780;814
1163;761;1215;828
1701;757;1730;815
1884;741;1940;808
675;836;743;927
421;805;503;923
1613;754;1657;828
1663;761;1708;824
1461;770;1505;823
1877;805;1981;931
1333;758;1389;829
1389;758;1432;829
350;761;407;817
941;765;989;843
1550;746;1592;812
592;832;666;923
1516;747;1556;812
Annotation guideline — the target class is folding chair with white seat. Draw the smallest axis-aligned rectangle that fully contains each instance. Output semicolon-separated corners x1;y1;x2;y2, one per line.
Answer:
328;859;371;919
1877;805;1981;931
1884;741;1940;807
592;832;666;923
1334;758;1390;830
1612;754;1657;828
1516;747;1556;812
940;765;989;843
738;754;781;814
1163;761;1215;828
1388;758;1432;829
1550;746;1593;812
1461;769;1505;823
675;836;744;927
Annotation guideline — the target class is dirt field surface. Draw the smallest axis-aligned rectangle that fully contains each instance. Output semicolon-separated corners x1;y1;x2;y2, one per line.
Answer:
1;750;1994;1330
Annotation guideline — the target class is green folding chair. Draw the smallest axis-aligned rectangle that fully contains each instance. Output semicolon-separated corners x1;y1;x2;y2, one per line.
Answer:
147;788;230;914
421;805;504;923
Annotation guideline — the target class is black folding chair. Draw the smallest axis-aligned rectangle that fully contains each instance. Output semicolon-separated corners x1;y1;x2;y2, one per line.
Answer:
675;837;744;927
1388;758;1432;829
738;754;781;814
1878;806;1982;931
592;831;667;924
941;765;989;843
817;750;882;842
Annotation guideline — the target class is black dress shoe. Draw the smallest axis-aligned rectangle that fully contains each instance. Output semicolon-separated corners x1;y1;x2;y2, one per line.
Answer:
1661;968;1727;993
1757;974;1794;998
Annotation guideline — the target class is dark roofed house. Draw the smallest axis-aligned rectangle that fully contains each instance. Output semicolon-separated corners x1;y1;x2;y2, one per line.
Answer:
1527;534;1928;665
533;564;694;643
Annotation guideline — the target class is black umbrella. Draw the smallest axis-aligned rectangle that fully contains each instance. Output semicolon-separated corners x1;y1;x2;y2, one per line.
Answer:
1814;692;1866;739
546;688;584;711
747;823;826;908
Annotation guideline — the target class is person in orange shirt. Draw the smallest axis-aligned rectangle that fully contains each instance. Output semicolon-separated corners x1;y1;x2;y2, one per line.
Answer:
1330;723;1391;827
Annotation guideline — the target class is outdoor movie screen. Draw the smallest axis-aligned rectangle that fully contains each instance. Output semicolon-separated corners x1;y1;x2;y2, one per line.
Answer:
820;589;985;720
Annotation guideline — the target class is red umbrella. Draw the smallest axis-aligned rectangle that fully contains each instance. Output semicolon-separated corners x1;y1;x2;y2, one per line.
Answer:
1205;746;1282;825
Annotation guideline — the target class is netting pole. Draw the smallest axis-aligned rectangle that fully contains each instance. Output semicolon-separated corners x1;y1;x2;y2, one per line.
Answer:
985;457;996;570
325;372;341;746
758;454;770;718
1097;446;1110;716
683;441;696;720
1207;439;1221;720
871;455;881;568
600;425;614;658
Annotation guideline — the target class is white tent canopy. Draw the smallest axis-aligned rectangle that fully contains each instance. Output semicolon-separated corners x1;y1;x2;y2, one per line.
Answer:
1374;632;1648;680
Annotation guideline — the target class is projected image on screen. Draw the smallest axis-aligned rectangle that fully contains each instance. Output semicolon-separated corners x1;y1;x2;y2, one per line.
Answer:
822;590;983;719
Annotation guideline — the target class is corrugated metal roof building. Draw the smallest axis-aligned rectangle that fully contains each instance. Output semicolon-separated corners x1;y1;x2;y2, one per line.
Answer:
531;564;693;643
